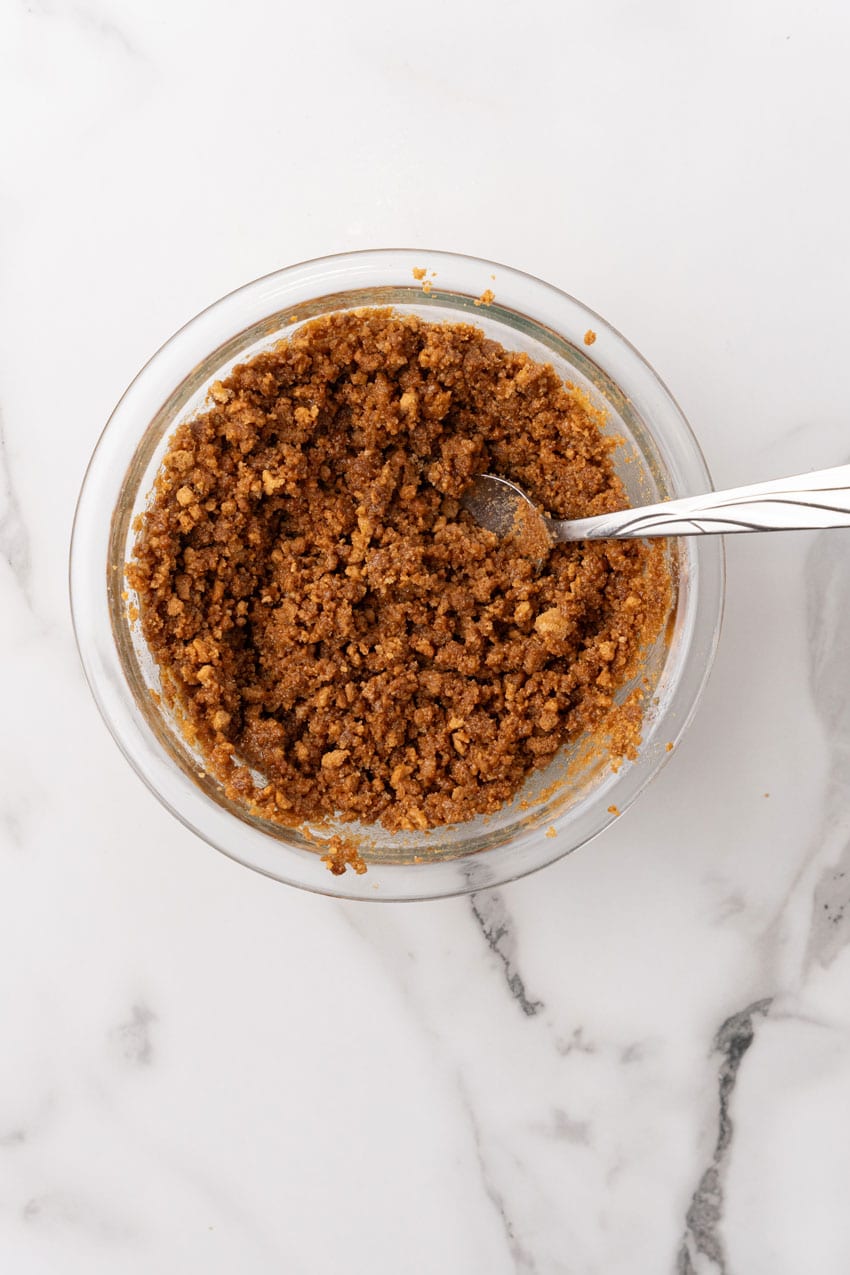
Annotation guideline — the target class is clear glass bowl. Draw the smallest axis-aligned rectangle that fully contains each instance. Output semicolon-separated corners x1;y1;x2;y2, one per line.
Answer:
70;249;724;900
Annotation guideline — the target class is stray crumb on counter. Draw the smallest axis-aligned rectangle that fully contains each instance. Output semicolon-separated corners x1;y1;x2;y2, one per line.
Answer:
584;330;597;346
474;288;495;307
763;792;770;798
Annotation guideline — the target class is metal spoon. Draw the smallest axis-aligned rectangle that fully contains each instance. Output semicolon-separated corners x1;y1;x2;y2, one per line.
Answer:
461;465;850;545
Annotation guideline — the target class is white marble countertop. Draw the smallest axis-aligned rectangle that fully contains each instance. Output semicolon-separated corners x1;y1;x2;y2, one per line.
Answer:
3;2;850;1271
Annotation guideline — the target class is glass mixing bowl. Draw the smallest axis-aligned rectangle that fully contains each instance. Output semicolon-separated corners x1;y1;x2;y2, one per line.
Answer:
70;249;724;900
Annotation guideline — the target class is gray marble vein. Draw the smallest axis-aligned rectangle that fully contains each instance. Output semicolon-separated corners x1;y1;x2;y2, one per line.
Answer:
0;1092;57;1154
806;526;850;746
457;1077;540;1275
677;998;772;1274
807;861;850;966
803;529;850;966
20;1191;138;1245
0;1125;28;1148
555;1027;595;1057
538;1107;591;1147
22;0;141;59
136;1142;287;1266
469;892;544;1018
0;409;32;604
758;523;850;968
0;810;24;850
108;1002;157;1068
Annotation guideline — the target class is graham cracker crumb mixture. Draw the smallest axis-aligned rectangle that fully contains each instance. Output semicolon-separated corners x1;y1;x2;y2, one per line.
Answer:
507;495;553;561
474;289;495;307
128;309;669;835
321;834;367;876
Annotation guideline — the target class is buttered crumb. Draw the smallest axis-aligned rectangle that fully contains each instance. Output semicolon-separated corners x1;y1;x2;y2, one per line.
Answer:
321;835;367;876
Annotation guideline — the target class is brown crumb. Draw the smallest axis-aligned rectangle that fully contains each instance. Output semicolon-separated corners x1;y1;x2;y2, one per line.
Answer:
607;804;620;816
422;279;432;294
507;496;552;561
545;826;557;838
763;792;770;798
412;266;427;281
584;330;597;346
534;607;570;640
127;309;670;844
665;741;674;752
320;834;367;876
474;288;495;307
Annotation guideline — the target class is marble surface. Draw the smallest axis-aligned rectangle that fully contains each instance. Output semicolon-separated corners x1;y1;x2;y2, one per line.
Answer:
3;1;850;1270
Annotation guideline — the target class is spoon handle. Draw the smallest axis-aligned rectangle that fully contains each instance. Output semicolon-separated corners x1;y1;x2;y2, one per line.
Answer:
552;464;850;540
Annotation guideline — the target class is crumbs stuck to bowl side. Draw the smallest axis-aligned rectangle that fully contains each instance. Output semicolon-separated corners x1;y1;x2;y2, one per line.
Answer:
70;249;724;900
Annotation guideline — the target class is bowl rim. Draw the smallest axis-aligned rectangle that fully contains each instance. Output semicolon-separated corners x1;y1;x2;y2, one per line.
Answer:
69;247;725;901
